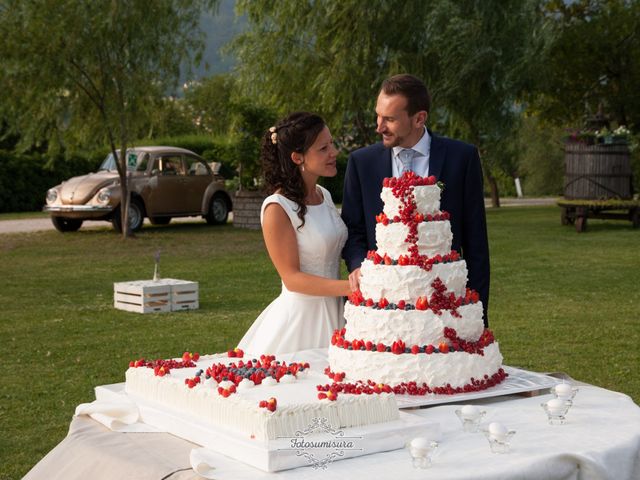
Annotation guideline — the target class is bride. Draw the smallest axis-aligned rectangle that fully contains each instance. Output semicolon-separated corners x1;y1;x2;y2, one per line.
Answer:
238;112;353;355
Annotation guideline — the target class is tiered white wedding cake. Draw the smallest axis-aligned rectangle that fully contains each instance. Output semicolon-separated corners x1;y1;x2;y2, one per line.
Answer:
328;172;506;395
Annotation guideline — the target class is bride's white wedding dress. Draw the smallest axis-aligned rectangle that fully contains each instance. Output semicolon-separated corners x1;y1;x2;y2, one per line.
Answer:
238;185;347;355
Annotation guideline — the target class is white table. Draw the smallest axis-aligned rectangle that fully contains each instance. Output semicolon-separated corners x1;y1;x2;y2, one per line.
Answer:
24;382;640;479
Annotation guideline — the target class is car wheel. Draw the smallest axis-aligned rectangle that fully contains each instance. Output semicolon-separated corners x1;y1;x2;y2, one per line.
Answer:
206;193;229;225
51;216;83;232
149;216;172;225
112;198;145;233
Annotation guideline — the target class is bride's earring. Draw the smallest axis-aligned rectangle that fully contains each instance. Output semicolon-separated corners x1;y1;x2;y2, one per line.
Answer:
292;152;304;172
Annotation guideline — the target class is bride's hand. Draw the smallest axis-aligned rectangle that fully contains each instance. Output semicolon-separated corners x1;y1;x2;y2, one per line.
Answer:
348;268;361;292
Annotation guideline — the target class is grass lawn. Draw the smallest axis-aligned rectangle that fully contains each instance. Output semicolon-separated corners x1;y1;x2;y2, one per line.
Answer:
1;205;638;479
0;211;49;220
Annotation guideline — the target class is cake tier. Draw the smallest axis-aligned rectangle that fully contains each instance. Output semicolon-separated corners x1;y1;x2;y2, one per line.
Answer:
375;220;452;258
381;184;441;218
328;342;503;389
125;356;398;442
343;302;484;347
359;259;468;303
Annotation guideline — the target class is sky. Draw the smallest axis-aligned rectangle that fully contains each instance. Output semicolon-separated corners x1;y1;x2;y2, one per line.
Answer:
189;0;246;80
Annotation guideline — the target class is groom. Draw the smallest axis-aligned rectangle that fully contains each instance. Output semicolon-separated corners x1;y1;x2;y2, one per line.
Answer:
341;74;490;326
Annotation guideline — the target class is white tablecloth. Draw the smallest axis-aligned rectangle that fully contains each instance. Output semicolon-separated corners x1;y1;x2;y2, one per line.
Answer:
24;383;640;480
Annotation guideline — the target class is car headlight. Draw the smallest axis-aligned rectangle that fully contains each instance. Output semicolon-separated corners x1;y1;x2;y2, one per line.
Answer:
97;188;112;205
46;188;58;204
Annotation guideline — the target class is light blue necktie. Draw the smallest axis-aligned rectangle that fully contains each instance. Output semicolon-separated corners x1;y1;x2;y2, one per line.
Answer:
399;148;415;173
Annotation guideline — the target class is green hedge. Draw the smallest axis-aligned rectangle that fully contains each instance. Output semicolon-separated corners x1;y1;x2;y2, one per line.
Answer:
152;135;347;202
0;134;349;213
0;137;235;213
0;150;98;213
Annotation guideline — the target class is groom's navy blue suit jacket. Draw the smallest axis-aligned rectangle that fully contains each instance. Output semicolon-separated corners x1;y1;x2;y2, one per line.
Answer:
341;131;490;325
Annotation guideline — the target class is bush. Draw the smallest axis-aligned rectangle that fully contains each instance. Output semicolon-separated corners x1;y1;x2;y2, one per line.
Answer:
516;118;565;196
228;101;277;190
0;150;97;213
0;133;351;213
201;142;238;180
487;169;517;198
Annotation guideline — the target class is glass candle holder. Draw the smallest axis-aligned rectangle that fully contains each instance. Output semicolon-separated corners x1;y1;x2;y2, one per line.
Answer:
455;405;486;432
552;383;579;406
481;422;516;454
407;437;438;469
541;398;571;425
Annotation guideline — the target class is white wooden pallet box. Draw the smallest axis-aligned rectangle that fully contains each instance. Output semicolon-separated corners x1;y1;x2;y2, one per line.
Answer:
114;280;171;313
163;278;199;311
113;278;199;313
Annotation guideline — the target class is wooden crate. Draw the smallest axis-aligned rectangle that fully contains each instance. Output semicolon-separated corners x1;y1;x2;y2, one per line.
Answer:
114;278;199;313
163;278;199;311
114;280;171;314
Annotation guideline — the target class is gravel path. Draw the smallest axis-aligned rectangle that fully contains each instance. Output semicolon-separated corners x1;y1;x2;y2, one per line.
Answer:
0;216;213;234
0;198;558;234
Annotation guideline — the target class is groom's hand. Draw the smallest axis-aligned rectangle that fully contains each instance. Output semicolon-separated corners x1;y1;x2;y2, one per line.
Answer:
348;268;361;292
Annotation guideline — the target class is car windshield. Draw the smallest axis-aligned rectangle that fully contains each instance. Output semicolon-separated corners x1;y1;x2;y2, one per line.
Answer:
99;150;148;172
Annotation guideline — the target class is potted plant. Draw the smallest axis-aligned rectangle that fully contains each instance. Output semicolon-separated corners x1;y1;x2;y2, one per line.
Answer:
228;100;276;229
563;125;631;146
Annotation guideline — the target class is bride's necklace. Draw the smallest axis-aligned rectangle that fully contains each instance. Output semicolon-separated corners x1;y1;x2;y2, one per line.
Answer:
305;186;323;206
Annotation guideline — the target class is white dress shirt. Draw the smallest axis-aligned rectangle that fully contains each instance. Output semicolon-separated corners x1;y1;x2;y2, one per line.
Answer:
391;127;431;178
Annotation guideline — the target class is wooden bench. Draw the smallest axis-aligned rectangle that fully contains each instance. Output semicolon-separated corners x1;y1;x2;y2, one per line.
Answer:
558;199;640;232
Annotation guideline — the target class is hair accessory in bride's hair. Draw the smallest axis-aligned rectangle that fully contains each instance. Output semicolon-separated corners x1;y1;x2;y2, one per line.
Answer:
269;126;277;145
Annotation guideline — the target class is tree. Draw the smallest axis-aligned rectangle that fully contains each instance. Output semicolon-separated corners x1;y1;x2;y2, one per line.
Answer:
418;1;552;206
183;74;237;135
0;0;217;237
532;0;640;130
515;114;565;196
231;0;421;145
143;96;199;139
231;0;550;205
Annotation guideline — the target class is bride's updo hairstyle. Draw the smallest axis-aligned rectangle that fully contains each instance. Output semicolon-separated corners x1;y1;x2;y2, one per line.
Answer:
261;111;325;228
